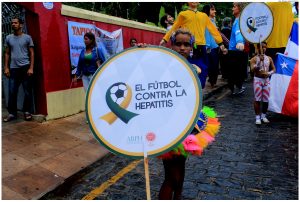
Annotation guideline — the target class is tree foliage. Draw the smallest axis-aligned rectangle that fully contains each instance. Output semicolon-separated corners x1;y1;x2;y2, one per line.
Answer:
62;2;234;28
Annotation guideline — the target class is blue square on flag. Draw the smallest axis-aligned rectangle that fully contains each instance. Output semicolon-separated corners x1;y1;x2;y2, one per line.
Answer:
275;53;297;76
269;53;298;117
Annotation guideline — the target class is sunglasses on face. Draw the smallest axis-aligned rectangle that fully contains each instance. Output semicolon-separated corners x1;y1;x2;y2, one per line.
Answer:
174;42;192;47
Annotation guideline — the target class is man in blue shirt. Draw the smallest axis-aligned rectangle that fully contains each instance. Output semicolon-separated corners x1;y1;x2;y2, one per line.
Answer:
228;2;248;95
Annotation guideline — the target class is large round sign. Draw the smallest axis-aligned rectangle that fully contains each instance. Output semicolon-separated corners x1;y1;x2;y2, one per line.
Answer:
240;3;274;43
86;46;202;158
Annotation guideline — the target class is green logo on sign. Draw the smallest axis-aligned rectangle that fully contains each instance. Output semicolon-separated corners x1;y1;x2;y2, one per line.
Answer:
101;82;139;124
247;17;257;33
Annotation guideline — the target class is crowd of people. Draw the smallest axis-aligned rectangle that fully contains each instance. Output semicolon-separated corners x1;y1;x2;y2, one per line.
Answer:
146;2;295;199
3;2;297;200
5;2;296;124
157;1;296;125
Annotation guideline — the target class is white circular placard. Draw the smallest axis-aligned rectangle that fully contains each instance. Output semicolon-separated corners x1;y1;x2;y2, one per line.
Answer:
240;3;274;43
86;46;202;158
42;2;54;10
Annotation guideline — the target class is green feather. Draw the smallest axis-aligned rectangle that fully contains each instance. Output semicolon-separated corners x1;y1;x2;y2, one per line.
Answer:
178;144;189;157
202;106;217;118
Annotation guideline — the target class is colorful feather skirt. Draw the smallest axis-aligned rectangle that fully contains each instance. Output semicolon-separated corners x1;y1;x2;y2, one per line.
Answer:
158;106;220;159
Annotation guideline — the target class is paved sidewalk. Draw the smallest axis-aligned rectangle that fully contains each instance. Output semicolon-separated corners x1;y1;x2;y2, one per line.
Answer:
2;77;227;199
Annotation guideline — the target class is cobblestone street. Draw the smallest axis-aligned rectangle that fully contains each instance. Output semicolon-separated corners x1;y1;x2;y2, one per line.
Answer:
2;1;298;200
43;81;298;200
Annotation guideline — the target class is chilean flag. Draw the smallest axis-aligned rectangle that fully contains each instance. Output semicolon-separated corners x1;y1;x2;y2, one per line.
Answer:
268;53;298;117
284;22;298;60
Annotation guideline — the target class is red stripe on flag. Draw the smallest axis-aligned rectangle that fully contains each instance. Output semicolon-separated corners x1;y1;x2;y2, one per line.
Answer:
282;62;298;117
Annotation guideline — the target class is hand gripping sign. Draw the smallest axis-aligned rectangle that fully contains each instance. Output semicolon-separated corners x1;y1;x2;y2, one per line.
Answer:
86;46;202;159
240;3;274;43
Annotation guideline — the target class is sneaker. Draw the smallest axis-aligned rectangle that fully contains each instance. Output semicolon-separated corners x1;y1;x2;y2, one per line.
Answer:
255;119;261;125
241;86;246;90
231;88;238;95
236;88;245;95
24;112;32;121
261;117;270;123
3;114;16;122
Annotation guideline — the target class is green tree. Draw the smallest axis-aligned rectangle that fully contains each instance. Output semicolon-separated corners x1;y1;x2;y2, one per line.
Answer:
62;2;234;28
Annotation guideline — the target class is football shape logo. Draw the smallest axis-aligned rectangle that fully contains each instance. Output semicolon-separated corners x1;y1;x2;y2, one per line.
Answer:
101;82;139;124
110;83;128;105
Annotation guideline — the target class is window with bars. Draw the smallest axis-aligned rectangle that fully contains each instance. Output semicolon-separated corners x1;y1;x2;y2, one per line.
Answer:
2;3;27;44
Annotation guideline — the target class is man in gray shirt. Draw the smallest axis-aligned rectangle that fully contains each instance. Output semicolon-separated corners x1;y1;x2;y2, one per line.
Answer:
3;17;34;122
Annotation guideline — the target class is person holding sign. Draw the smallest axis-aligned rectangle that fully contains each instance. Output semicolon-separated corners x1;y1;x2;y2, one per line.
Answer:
250;42;276;125
159;2;228;88
73;32;106;91
228;2;248;95
158;28;221;200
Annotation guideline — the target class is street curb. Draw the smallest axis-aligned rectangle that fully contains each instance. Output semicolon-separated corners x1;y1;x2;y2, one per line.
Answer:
32;114;47;122
40;153;113;199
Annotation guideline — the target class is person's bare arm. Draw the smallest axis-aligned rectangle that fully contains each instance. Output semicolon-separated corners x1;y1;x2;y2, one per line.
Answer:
4;47;10;77
27;47;34;76
249;57;257;72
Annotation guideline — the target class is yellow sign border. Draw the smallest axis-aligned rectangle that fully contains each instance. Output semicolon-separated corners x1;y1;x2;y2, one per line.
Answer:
86;46;202;158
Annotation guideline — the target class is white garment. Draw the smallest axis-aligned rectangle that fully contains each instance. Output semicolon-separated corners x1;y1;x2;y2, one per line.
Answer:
255;55;270;72
166;25;173;31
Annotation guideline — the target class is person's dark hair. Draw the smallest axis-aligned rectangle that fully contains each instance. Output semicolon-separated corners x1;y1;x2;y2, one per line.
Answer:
256;41;267;54
12;16;24;24
170;28;195;45
84;32;96;47
160;14;169;28
130;37;137;44
202;4;215;17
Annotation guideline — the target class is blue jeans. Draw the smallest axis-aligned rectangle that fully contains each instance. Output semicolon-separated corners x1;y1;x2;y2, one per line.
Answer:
8;66;33;116
188;57;208;89
192;45;208;89
82;74;94;92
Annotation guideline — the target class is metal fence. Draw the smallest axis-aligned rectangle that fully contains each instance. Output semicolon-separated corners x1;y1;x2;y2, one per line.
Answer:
2;3;27;42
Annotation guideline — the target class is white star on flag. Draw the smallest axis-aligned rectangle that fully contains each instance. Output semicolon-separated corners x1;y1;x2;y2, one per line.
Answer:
280;62;288;68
